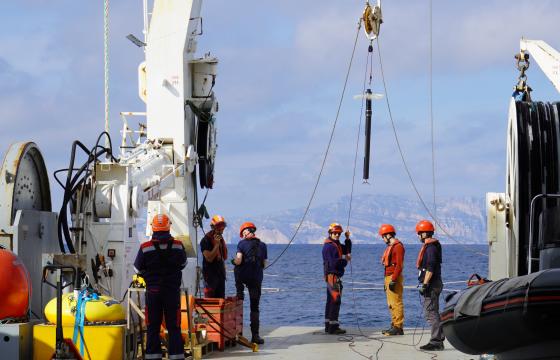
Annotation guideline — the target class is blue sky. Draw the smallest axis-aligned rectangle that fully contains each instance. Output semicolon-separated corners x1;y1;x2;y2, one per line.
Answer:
1;1;559;220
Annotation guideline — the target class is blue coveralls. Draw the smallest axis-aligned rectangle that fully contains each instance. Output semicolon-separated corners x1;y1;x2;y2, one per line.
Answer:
235;238;267;339
134;232;187;360
322;239;348;332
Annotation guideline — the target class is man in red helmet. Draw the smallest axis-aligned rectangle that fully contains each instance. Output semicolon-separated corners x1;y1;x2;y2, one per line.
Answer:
134;214;186;360
415;219;444;351
200;215;228;298
233;222;267;344
322;222;352;335
378;224;405;336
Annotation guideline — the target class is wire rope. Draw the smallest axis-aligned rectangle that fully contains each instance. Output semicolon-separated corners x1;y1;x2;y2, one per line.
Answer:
265;20;363;270
345;40;372;341
429;0;437;218
104;0;110;149
375;37;487;258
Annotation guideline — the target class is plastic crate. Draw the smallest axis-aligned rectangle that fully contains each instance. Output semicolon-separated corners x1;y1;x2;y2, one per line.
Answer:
195;296;241;350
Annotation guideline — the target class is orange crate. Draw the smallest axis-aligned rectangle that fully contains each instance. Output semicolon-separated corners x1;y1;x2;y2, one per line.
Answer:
195;297;240;351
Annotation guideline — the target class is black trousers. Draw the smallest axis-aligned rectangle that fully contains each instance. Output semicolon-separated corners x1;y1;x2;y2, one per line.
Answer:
237;277;262;337
145;286;183;359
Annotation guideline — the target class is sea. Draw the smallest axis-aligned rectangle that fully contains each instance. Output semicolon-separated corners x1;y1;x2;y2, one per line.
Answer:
216;244;488;329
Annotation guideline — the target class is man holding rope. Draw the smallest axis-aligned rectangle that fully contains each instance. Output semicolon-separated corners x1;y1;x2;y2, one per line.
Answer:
322;223;352;335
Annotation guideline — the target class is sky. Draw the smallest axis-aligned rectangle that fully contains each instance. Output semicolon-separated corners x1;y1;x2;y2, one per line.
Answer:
1;1;559;221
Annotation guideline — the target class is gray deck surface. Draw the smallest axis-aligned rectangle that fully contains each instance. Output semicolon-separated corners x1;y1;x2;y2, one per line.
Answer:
206;326;478;359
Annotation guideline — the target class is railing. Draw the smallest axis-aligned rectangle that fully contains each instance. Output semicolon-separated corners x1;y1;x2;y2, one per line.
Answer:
528;193;560;273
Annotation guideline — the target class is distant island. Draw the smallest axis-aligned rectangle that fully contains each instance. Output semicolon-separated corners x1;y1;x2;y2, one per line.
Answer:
212;194;486;245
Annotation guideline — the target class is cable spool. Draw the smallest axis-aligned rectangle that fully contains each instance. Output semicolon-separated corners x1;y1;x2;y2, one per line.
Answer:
508;100;560;274
0;142;52;233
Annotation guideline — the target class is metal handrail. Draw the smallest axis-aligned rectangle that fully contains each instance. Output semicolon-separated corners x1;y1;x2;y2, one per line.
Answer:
528;193;560;273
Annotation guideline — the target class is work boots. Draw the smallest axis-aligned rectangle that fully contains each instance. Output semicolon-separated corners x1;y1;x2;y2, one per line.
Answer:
420;342;444;351
383;326;404;336
381;324;394;335
327;323;347;335
251;334;265;345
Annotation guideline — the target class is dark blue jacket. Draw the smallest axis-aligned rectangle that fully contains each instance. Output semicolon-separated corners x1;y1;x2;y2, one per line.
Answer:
236;238;267;284
322;239;348;278
418;240;442;283
134;232;187;289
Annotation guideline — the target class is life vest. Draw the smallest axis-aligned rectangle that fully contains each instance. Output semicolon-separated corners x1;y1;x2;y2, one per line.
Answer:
416;238;441;269
324;238;343;258
381;239;403;267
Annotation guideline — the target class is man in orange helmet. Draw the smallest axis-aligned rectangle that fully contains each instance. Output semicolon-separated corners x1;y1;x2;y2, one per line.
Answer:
233;222;267;344
200;215;228;298
415;219;444;351
134;214;186;360
378;224;405;336
322;222;352;335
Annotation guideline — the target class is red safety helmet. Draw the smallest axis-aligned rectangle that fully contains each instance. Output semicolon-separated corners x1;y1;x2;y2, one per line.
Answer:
378;224;396;236
239;222;257;237
328;223;343;234
415;220;435;233
152;214;171;232
210;215;226;228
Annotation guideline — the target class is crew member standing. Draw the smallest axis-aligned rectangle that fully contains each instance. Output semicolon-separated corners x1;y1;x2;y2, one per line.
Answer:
378;224;405;336
200;215;228;298
322;223;352;335
134;214;186;360
233;222;267;345
416;220;445;351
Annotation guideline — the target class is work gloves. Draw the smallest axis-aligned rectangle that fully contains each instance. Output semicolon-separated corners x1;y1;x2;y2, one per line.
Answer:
132;274;146;288
388;280;397;292
419;283;431;297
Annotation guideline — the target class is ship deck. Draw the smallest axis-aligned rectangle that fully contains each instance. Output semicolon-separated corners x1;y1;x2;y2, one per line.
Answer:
206;326;474;360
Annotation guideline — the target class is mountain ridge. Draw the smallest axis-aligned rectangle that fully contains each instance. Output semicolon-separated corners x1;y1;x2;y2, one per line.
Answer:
216;194;486;245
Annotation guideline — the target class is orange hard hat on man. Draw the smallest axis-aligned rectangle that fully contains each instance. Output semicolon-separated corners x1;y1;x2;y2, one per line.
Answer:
152;214;171;232
378;224;396;236
239;222;257;237
328;223;343;234
415;220;435;233
210;215;226;227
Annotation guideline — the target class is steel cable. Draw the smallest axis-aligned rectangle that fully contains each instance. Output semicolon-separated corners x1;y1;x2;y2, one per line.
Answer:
265;20;362;270
375;37;487;258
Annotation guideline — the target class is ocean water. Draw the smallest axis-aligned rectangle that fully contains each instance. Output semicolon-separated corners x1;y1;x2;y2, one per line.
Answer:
216;244;488;329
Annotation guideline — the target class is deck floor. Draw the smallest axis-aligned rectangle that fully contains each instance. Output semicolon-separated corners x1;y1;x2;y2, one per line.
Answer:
205;326;477;360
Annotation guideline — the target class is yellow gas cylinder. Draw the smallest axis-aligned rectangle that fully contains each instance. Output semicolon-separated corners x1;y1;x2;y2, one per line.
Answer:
44;293;125;325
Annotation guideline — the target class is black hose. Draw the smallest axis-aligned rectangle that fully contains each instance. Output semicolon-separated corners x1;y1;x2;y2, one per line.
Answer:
58;147;109;253
56;132;117;253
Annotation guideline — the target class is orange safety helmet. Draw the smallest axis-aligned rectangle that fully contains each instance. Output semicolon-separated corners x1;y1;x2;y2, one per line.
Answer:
239;222;257;237
415;220;435;233
328;223;343;234
378;224;396;236
152;214;171;232
210;215;226;228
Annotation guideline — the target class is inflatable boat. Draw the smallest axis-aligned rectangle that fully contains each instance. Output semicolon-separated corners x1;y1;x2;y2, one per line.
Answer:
441;269;560;360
